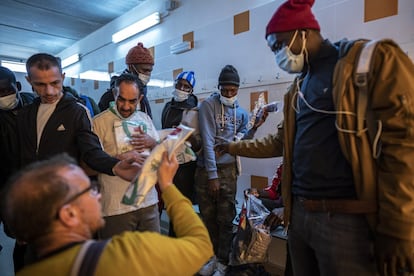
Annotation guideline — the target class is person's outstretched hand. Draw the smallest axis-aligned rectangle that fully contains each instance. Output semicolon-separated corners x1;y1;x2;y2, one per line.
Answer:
116;150;147;164
157;151;178;192
113;153;145;181
376;233;414;276
214;142;230;156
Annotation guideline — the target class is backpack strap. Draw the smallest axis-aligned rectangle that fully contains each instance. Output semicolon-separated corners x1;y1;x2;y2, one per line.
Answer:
354;39;382;159
70;239;109;276
80;95;95;117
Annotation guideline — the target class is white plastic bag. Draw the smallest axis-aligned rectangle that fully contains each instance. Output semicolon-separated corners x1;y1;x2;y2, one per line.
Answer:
230;194;272;265
122;124;194;206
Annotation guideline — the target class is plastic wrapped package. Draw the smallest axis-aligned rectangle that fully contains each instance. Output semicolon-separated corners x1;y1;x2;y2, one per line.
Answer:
230;194;272;266
122;124;194;206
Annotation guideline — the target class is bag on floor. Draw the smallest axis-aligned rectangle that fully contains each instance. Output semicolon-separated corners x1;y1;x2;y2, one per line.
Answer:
229;194;272;266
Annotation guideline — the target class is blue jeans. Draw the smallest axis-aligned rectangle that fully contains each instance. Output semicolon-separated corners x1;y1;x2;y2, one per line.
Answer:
288;197;377;276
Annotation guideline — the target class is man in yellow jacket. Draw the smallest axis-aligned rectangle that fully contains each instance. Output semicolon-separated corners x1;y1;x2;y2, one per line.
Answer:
2;151;213;276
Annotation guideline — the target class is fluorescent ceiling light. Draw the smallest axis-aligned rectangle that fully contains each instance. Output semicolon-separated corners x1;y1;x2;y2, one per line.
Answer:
112;12;161;43
147;79;174;88
1;60;26;73
79;70;110;82
170;41;192;55
61;54;80;68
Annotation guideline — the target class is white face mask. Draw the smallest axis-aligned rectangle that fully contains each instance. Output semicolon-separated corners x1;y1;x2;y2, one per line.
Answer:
220;94;237;107
0;93;18;110
275;30;306;73
138;73;150;85
172;89;189;102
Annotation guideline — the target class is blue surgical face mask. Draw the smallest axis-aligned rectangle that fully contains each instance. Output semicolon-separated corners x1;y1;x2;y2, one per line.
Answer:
220;94;237;107
172;89;189;102
275;30;306;74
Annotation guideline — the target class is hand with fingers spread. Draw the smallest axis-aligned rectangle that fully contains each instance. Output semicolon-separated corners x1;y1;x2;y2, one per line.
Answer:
130;127;157;152
112;155;144;182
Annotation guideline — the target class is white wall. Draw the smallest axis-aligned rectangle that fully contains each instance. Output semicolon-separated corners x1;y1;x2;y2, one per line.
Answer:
14;0;414;207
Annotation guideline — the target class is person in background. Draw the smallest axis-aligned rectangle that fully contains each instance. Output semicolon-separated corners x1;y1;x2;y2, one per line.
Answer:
196;65;259;276
98;75;118;112
220;0;414;275
1;152;214;275
0;66;36;263
63;86;100;117
93;73;160;238
161;71;200;237
0;66;35;196
245;162;283;212
124;42;154;118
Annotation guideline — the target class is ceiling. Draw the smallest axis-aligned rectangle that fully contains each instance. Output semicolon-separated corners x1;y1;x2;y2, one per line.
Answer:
0;0;146;62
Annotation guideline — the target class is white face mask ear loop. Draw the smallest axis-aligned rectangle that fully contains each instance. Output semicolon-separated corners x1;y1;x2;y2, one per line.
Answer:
301;31;310;66
287;30;299;50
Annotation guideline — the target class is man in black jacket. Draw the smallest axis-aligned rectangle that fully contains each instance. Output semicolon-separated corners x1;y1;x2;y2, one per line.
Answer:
0;66;35;196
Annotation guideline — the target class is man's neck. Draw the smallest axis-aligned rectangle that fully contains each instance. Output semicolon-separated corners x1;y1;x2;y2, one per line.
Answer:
33;231;90;259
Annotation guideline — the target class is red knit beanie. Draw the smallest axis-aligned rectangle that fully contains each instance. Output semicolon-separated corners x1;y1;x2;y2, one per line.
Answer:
125;42;154;65
266;0;320;37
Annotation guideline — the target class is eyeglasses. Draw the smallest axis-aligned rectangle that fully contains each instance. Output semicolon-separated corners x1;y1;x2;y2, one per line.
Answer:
55;184;100;219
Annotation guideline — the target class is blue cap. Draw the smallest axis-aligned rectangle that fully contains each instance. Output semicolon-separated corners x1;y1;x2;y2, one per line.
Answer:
176;71;195;88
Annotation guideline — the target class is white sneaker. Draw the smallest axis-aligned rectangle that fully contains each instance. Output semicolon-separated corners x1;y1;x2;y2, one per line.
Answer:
198;256;217;276
212;262;227;276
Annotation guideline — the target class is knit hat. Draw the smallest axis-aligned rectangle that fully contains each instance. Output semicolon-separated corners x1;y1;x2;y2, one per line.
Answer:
125;42;154;65
0;66;17;85
218;65;240;87
266;0;320;37
176;71;196;88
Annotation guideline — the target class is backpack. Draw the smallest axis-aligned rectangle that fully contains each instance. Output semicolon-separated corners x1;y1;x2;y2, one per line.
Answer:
79;95;95;117
333;39;414;230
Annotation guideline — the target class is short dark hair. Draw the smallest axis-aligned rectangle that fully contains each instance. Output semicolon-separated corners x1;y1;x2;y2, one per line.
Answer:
114;73;141;96
1;154;78;242
26;53;62;76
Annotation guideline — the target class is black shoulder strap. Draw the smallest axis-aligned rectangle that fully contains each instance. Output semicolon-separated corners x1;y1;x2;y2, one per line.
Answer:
71;239;109;276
